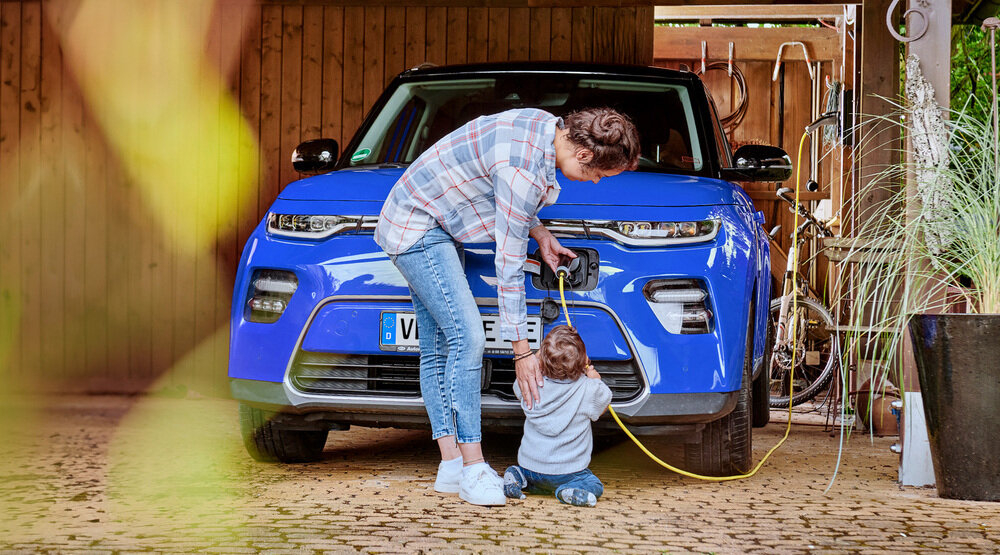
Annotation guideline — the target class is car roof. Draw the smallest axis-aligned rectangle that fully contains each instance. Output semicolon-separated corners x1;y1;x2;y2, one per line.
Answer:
397;61;698;83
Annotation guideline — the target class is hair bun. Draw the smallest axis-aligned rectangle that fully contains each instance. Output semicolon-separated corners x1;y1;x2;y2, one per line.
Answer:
590;113;625;144
563;107;640;171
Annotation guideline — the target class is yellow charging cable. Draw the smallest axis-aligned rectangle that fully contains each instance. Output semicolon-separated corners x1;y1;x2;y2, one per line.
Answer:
556;130;808;480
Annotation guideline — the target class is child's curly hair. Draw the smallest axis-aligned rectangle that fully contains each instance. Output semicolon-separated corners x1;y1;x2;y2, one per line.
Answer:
537;325;589;380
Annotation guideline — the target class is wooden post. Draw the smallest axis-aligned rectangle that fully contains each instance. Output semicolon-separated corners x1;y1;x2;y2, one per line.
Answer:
905;0;951;107
901;0;952;391
847;0;900;403
896;0;951;488
856;0;900;231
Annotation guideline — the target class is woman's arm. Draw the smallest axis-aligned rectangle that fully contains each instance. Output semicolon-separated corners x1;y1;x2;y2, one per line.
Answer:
492;167;558;409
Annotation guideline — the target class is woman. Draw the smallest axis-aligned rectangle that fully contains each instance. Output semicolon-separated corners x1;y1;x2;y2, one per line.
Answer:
374;107;640;506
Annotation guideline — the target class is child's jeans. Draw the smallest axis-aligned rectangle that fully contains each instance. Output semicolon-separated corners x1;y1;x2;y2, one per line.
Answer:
507;465;604;502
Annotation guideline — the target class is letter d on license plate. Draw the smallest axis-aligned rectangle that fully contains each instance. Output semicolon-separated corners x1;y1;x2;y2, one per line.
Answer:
379;312;541;354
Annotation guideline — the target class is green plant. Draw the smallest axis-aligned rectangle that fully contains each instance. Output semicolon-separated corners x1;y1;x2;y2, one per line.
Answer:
838;54;1000;406
952;24;995;125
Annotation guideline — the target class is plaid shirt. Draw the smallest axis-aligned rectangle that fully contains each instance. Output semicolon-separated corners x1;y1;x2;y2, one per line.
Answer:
375;108;561;342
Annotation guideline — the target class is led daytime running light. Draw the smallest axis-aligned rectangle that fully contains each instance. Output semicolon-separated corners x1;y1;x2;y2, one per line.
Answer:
267;214;377;238
617;219;716;239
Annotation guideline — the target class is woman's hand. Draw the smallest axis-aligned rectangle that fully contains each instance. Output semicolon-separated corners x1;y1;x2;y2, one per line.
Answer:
513;341;543;409
530;225;576;273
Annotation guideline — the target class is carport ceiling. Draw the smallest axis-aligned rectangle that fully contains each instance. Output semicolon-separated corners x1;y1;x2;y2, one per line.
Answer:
655;3;846;21
653;0;991;24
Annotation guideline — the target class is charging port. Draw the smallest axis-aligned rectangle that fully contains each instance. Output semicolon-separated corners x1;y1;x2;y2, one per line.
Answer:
531;248;599;291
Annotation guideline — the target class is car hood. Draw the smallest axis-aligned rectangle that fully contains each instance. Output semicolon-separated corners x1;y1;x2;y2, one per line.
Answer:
278;167;749;207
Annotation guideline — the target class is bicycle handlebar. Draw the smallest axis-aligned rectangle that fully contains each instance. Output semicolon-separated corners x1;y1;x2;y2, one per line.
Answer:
774;187;834;238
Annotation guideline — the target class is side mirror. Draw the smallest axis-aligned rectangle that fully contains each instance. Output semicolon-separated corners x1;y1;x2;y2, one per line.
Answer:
720;145;792;182
292;138;339;174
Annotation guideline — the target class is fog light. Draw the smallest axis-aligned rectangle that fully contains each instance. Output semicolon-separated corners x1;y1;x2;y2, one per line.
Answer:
643;279;713;334
250;298;286;313
246;269;297;323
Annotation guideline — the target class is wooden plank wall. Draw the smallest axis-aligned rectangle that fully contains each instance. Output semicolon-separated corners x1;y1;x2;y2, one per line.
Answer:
653;25;850;297
0;0;654;393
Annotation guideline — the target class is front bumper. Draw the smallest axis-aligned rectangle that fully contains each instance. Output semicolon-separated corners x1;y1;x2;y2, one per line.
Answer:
231;377;737;434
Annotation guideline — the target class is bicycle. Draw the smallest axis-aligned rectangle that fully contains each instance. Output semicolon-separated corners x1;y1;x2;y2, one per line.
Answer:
767;186;840;408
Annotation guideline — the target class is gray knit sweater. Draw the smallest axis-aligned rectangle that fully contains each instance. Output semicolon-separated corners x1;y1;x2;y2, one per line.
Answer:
513;376;613;475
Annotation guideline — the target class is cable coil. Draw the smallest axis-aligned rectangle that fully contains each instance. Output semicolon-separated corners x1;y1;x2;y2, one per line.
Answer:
696;61;749;133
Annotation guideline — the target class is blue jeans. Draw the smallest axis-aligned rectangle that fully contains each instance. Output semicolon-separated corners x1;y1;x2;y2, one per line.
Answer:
389;226;486;443
508;465;604;502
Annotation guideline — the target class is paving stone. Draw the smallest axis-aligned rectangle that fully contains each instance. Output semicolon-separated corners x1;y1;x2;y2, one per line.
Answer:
3;396;1000;552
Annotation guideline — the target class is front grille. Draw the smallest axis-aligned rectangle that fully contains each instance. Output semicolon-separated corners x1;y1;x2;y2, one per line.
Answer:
484;358;643;402
290;353;422;396
289;351;644;402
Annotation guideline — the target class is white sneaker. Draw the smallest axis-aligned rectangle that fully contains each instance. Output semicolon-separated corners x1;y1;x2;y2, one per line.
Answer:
459;463;506;506
434;458;462;494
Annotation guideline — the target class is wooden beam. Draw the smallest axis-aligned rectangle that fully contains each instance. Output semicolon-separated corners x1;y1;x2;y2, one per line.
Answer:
747;191;830;201
653;26;840;61
227;1;658;7
653;0;851;4
655;4;847;20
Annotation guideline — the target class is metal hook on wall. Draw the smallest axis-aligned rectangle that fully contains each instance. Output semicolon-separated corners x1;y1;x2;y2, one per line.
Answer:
772;41;815;81
885;0;928;43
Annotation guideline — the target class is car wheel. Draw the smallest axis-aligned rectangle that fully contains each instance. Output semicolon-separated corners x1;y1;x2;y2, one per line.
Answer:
239;402;328;463
683;311;754;476
751;315;773;428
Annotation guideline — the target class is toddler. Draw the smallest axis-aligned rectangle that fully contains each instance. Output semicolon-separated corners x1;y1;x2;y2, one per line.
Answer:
504;325;612;507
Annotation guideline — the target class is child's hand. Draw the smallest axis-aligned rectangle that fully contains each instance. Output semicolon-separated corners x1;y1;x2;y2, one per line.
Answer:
585;364;600;380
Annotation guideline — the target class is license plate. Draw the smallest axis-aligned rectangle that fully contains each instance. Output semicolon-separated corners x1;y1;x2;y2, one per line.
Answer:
379;312;542;354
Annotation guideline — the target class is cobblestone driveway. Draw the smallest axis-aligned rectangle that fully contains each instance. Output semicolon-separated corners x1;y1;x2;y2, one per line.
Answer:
1;395;997;553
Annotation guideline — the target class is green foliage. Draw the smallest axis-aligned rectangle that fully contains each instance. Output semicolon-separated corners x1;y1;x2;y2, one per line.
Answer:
952;25;995;120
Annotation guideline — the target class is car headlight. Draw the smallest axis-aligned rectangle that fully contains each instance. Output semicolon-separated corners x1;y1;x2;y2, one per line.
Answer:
618;220;716;239
542;219;719;246
267;213;377;239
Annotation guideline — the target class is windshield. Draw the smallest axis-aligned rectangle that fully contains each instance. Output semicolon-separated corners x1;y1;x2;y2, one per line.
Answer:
347;74;706;174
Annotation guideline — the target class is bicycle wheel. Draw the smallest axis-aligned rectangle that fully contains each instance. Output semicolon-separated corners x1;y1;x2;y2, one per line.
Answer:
768;296;838;408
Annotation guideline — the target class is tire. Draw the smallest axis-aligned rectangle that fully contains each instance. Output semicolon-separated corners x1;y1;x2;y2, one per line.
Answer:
683;310;754;476
751;315;773;428
768;296;838;408
239;402;328;463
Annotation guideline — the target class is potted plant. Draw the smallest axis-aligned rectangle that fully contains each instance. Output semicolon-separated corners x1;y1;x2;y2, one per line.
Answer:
837;54;1000;501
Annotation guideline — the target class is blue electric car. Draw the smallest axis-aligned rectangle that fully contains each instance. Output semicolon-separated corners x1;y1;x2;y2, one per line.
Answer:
229;62;791;475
